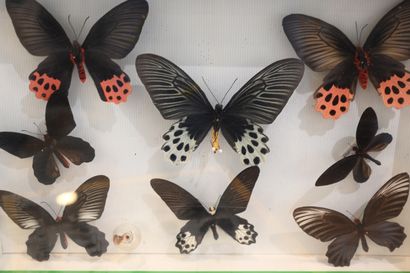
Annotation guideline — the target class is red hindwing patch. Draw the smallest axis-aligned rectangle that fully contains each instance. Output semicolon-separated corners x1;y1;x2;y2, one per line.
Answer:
100;73;132;104
377;73;410;109
29;72;61;100
315;84;354;120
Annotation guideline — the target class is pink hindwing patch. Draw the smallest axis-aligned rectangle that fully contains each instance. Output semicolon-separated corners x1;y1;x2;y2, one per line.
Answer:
377;73;410;109
29;72;61;100
100;73;132;104
315;84;354;120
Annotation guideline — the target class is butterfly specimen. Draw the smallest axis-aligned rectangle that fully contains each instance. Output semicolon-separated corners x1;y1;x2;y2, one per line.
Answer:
6;0;148;104
137;54;304;165
151;166;259;254
294;172;409;267
0;175;110;261
0;93;95;185
316;107;392;186
283;0;410;119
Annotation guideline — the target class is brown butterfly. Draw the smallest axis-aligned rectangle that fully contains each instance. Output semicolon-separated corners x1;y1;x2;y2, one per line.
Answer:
294;173;409;267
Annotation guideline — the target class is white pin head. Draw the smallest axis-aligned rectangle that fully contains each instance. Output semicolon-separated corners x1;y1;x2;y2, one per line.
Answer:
208;207;217;215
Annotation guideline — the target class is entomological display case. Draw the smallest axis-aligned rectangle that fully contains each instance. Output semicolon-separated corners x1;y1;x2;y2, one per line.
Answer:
0;0;409;272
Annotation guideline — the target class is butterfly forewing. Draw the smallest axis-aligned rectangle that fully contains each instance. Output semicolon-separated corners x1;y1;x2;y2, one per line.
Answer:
222;58;304;124
293;207;356;242
356;107;378;150
82;0;149;59
315;155;359;186
218;166;259;214
62;176;110;223
282;14;355;72
363;173;410;226
136;54;214;119
0;191;55;229
150;179;207;220
364;0;410;61
6;0;71;56
0;132;44;158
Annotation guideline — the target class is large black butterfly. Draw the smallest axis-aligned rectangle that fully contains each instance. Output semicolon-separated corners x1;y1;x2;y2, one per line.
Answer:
294;173;409;267
136;54;304;165
0;93;95;185
151;166;259;254
283;0;410;119
0;175;110;261
6;0;148;104
316;107;392;186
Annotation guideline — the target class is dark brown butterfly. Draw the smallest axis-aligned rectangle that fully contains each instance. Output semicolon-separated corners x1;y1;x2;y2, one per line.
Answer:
0;176;110;261
294;173;409;267
0;93;95;184
283;0;410;119
151;166;259;254
316;107;392;186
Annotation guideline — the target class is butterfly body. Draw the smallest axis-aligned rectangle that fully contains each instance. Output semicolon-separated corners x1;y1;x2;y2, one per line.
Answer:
69;41;86;83
7;0;148;103
151;166;260;254
354;47;370;89
283;0;410;119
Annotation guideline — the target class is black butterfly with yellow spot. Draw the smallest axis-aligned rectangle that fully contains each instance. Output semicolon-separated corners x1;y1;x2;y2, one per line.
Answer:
136;54;304;165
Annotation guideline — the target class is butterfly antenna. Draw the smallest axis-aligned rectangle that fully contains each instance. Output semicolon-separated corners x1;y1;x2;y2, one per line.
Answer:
78;16;90;40
32;122;44;135
345;210;357;220
355;21;359;45
220;78;238;104
359;24;369;46
40;202;58;218
68;15;78;40
202;77;220;104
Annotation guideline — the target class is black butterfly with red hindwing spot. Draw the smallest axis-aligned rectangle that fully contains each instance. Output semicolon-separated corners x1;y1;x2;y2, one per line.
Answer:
137;54;304;165
0;175;110;261
294;173;409;267
6;0;148;104
316;107;392;186
283;0;410;119
151;166;259;254
0;93;95;185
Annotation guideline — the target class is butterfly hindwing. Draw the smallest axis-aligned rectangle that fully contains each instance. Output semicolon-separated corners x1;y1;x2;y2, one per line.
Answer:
217;214;257;245
64;223;109;257
32;148;60;185
46;93;76;140
26;227;58;262
176;217;211;254
55;136;95;166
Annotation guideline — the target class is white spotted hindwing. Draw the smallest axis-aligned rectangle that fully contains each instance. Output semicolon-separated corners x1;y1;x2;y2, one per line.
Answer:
233;121;269;166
